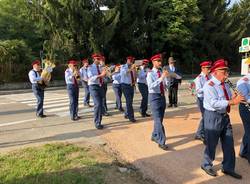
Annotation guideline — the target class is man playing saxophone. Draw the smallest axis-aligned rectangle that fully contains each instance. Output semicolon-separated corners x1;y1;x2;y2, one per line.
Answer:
28;60;46;118
65;60;80;121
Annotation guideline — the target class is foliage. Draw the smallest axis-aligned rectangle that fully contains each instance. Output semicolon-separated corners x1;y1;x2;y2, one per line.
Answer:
0;0;250;83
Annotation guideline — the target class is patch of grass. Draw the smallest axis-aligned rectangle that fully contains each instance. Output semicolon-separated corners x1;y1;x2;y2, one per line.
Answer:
0;143;155;184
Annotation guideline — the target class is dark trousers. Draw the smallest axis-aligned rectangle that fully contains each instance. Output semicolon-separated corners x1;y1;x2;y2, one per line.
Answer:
202;110;235;172
112;83;123;110
32;84;44;116
82;81;90;105
138;83;148;115
121;83;135;120
150;93;166;146
67;84;79;119
239;103;250;163
195;97;205;138
102;83;108;113
168;83;178;105
89;84;104;127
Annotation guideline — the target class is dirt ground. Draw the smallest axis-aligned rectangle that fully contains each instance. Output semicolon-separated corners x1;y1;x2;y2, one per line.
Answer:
98;106;250;184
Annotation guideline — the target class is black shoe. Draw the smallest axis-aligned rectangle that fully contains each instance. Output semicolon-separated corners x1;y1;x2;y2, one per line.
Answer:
141;113;150;117
168;104;173;108
71;118;77;121
239;154;248;160
201;166;217;177
151;137;158;143
174;104;178;107
124;115;128;119
119;108;124;112
130;119;136;123
37;114;46;118
96;125;104;130
158;144;168;150
221;170;242;179
195;136;204;141
103;112;110;116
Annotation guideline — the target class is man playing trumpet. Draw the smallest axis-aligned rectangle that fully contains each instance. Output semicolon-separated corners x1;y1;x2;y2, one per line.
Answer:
88;53;107;129
120;56;137;122
137;59;150;117
28;60;46;118
79;58;92;107
112;64;124;112
65;60;80;121
147;54;169;150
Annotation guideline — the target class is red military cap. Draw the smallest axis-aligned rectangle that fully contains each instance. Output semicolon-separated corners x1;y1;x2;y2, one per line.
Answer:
150;54;162;62
142;59;149;65
211;59;228;72
126;56;135;60
68;60;78;65
91;53;102;59
200;61;212;67
32;60;41;66
82;58;88;63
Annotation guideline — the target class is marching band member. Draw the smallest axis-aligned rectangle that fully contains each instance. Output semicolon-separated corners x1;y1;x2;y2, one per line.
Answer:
120;56;137;122
28;60;46;118
237;58;250;164
112;64;124;112
147;54;169;150
137;59;150;117
201;59;244;179
65;60;80;121
79;58;92;107
194;61;212;142
100;56;110;116
88;53;106;129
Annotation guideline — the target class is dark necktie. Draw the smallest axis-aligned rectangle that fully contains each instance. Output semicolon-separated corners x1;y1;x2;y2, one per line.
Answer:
157;70;164;95
73;76;78;87
221;82;230;113
130;70;135;86
96;65;103;86
205;75;209;81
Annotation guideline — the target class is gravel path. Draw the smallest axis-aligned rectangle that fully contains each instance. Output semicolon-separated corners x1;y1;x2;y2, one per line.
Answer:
98;106;249;184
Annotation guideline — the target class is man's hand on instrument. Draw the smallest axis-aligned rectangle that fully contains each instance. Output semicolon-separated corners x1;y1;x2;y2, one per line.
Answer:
229;94;245;105
161;70;169;80
99;70;106;77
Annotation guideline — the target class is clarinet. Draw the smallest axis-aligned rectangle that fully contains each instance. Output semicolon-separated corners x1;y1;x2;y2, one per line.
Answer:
225;78;250;112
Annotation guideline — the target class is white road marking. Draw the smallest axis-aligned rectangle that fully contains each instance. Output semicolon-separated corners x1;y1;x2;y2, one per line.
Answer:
0;118;37;127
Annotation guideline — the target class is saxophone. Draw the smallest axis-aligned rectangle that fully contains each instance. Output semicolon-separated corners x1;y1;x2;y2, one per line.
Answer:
225;78;250;112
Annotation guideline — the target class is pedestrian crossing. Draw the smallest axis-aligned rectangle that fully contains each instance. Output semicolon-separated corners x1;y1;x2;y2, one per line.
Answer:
4;91;121;117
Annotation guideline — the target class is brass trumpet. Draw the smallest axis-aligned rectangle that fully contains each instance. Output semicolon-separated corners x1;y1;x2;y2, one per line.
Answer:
73;67;81;80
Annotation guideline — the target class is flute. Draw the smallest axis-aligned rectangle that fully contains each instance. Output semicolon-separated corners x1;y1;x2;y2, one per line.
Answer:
225;78;250;112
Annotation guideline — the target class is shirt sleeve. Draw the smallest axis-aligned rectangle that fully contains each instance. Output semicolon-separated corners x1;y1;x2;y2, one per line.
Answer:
237;82;250;103
112;73;120;81
205;85;229;110
146;72;163;91
65;70;73;82
87;67;98;83
28;70;42;83
194;77;203;94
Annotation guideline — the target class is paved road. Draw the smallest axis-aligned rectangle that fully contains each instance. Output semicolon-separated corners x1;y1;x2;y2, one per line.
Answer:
1;81;249;184
0;86;195;152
